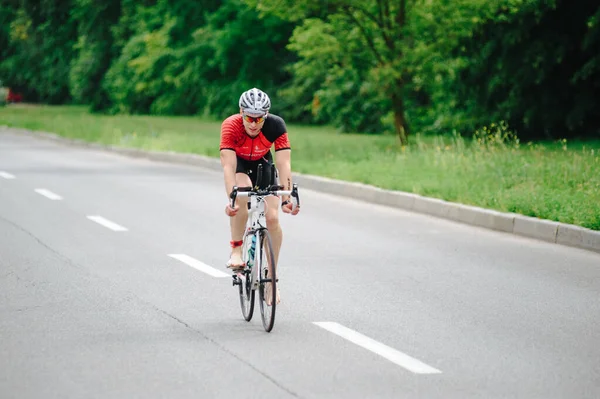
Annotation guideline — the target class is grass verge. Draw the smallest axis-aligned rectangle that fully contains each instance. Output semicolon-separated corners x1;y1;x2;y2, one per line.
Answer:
1;104;599;230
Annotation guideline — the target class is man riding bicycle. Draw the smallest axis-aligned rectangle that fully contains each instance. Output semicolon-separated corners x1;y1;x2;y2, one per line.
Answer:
220;88;301;303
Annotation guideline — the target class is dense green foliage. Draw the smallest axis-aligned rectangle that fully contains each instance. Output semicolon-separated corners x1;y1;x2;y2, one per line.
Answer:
455;0;600;140
69;0;121;111
1;0;77;103
1;0;598;141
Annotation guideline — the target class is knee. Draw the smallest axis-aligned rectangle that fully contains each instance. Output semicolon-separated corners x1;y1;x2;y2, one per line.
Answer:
265;208;279;228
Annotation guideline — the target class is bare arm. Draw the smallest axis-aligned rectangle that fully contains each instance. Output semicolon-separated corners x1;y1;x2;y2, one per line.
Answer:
220;149;237;197
275;149;292;202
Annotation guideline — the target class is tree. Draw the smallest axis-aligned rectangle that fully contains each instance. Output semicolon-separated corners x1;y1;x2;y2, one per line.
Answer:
101;0;223;115
244;0;500;143
244;0;413;143
185;0;296;117
100;0;293;117
69;0;121;110
278;16;390;133
0;0;77;103
454;0;600;140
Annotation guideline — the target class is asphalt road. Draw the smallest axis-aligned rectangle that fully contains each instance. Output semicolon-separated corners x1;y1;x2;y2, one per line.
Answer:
1;131;599;399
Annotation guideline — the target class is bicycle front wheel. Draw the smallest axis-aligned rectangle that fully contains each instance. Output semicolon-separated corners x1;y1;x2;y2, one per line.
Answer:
258;229;277;332
238;235;255;321
238;269;255;321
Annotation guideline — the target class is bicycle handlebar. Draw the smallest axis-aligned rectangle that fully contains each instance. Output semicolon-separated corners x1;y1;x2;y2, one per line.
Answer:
229;183;300;210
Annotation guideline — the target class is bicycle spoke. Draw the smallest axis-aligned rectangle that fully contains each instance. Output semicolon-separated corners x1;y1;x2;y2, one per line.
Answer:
258;230;277;332
238;234;255;321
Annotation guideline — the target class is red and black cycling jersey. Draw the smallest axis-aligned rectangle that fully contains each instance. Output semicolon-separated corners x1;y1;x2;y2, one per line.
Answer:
219;114;291;161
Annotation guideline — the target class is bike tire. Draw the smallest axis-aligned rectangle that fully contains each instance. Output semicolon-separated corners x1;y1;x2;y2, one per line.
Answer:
238;234;255;321
258;229;277;332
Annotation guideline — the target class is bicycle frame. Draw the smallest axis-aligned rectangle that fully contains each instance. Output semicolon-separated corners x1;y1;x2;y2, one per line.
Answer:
245;194;267;289
236;189;293;289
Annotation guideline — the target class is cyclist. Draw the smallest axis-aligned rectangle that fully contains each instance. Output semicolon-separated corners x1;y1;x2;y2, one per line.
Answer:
220;88;300;304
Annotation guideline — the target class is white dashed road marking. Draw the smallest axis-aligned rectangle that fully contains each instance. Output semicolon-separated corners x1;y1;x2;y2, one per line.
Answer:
87;216;128;232
34;188;63;200
313;322;442;374
168;254;230;278
0;171;16;179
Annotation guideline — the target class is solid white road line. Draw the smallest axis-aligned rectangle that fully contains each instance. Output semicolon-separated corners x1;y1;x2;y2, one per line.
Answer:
34;189;63;200
87;216;128;232
168;254;229;278
313;322;442;375
0;171;16;179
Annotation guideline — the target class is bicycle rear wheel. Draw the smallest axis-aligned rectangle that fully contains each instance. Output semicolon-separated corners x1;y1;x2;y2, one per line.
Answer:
258;229;277;332
238;235;255;321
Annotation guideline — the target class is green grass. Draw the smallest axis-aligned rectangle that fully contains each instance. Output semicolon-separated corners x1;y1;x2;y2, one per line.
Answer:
2;104;599;230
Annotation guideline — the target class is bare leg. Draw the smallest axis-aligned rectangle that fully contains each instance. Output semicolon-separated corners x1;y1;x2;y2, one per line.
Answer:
264;195;282;305
265;195;283;265
228;173;251;267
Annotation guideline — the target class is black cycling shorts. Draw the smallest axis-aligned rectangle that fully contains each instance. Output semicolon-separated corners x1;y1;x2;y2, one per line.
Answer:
236;152;277;189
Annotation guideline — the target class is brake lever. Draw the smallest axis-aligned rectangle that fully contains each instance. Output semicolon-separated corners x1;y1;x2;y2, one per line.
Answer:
230;186;238;209
291;183;300;209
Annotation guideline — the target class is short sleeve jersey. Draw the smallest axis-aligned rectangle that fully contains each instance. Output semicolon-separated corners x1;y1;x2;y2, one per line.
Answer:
220;114;291;161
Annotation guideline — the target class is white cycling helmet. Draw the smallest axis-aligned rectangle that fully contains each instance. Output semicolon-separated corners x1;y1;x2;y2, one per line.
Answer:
239;88;271;115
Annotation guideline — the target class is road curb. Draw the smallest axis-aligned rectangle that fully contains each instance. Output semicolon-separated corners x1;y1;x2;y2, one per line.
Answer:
3;126;599;254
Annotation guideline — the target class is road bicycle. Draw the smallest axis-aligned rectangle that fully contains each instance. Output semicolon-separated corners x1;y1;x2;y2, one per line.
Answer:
230;164;299;332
